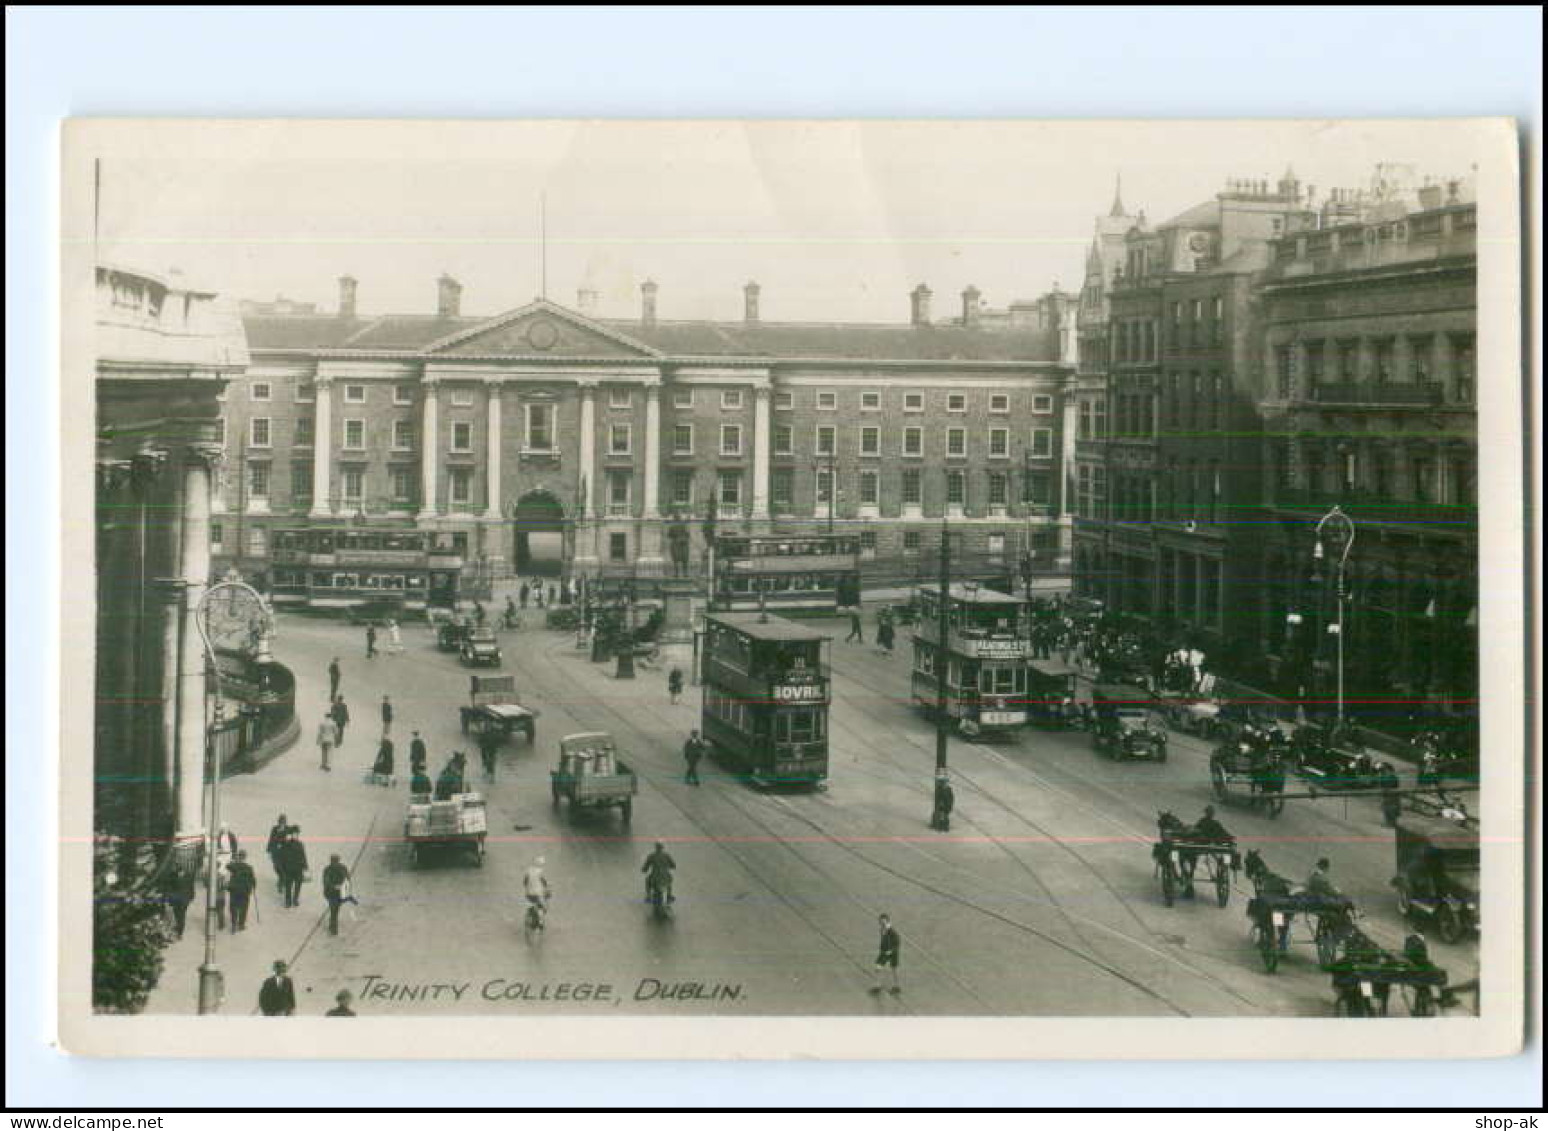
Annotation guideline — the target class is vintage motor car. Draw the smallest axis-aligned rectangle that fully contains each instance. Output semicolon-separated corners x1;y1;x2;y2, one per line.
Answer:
1392;811;1479;944
459;674;537;745
436;616;473;653
458;626;503;667
1091;683;1168;762
1290;724;1381;791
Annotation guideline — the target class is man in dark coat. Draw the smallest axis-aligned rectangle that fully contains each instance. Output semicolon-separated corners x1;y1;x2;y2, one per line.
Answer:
265;814;290;894
845;610;864;643
931;773;955;832
258;960;296;1016
277;828;309;908
330;695;350;746
322;854;352;935
226;850;257;932
478;728;500;783
372;736;395;783
327;657;342;700
870;913;901;995
365;624;377;659
161;861;196;939
380;694;393;739
435;753;467;800
683;729;704;786
409;730;428;775
519;582;530;609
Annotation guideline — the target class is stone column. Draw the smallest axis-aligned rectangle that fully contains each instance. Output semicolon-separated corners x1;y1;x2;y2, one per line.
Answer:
574;383;600;569
418;379;440;520
483;381;504;520
174;442;222;841
751;385;772;521
638;384;664;563
310;377;334;517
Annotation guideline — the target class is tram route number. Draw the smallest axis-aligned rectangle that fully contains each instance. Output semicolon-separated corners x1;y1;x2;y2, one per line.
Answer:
772;683;824;703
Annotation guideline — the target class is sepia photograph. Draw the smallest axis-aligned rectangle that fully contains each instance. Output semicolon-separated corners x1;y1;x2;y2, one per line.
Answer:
56;116;1525;1060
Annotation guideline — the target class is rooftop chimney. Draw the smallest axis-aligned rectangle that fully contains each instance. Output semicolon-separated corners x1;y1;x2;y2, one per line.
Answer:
961;285;982;327
437;274;463;318
577;287;599;316
338;275;358;319
910;284;932;327
743;281;761;325
641;279;658;328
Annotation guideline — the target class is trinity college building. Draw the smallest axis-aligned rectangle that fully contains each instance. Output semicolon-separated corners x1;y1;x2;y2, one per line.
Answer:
217;278;1077;585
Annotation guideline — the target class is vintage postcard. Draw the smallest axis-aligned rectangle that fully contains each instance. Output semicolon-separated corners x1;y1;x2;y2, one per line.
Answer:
59;118;1526;1059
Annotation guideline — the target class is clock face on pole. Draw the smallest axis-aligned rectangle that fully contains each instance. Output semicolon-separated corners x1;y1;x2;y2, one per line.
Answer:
205;585;266;653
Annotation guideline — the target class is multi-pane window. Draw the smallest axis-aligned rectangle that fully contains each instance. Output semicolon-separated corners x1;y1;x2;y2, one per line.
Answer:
343;468;364;503
720;424;742;456
248;462;270;500
990;394;1010;413
861;392;881;411
250;418;271;448
721;389;744;410
1093;399;1107;438
393;385;414;405
946;470;966;506
526;403;553;450
1210;374;1224;428
987;473;1007;507
609;533;628;562
452;421;472;452
1030;429;1053;458
250;382;271;402
903;393;924;413
1452;334;1475;403
859;427;880;456
609;423;632;455
773;424;793;455
608;470;632;512
292;462;313;505
903;531;922;554
672;424;694;455
1374;339;1395;383
449;469;471;505
718;470;742;507
345;384;366;403
248;527;268;557
946;428;966;457
391;468;415;504
293;417;313;446
609;388;632;409
859;469;879;506
1211;296;1224;345
1170;302;1183;347
1275;345;1295;400
1190;300;1204;345
901;469;922;506
1025;471;1051;507
771;468;794;509
947;394;967;413
295;382;315;403
451;387;474;407
1411;336;1433;382
1078;400;1093;439
816;391;837;411
671;470;693;508
903;427;923;456
1305;340;1325;383
989;429;1009;458
859;530;877;559
673;389;694;408
774;391;794;410
815;468;833;505
392;420;414;450
211;523;224;550
1339;340;1360;380
1032;394;1053;414
815;426;836;456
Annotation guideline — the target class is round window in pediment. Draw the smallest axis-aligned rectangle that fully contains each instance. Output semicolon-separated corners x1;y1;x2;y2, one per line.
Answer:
526;319;560;351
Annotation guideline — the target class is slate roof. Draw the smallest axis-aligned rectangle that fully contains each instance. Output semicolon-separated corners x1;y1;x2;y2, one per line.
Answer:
1154;199;1221;232
243;310;1060;364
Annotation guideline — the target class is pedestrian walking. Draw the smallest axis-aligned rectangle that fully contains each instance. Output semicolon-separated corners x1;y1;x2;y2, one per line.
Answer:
372;736;396;785
931;772;955;832
226;850;257;932
478;728;500;783
266;814;289;894
683;729;704;786
667;666;685;704
386;618;403;656
326;989;357;1017
331;695;351;746
322;854;353;935
380;694;394;739
474;600;486;626
160;860;196;940
519;582;530;609
315;714;338;772
365;624;378;659
1379;762;1403;827
277;827;309;908
548;583;558;606
877;618;896;656
845;610;864;643
258;960;297;1016
327;656;342;700
870;913;902;995
409;730;428;775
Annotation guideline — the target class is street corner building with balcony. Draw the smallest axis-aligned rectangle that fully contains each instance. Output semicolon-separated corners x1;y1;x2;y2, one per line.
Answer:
1070;167;1478;724
214;274;1079;603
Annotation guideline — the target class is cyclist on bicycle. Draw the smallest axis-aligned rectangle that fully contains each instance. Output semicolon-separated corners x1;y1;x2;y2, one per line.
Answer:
641;841;676;904
523;856;551;916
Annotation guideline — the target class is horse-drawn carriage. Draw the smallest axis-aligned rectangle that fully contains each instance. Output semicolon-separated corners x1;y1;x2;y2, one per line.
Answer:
1151;811;1240;908
1209;741;1287;816
1242;850;1359;974
1327;927;1450;1017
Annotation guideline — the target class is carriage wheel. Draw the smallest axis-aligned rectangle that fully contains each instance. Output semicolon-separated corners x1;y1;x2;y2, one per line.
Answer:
1435;903;1464;945
1159;864;1176;908
1253;924;1280;973
1215;865;1231;908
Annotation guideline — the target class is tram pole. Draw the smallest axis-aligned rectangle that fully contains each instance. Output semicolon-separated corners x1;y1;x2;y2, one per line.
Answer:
935;518;950;773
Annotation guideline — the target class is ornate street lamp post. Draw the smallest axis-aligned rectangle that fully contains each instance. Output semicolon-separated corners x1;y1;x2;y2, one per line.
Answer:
1313;505;1356;727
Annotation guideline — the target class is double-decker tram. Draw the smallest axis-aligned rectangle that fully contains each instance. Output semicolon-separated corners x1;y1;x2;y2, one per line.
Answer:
269;527;463;613
701;612;832;788
711;534;861;615
911;584;1032;737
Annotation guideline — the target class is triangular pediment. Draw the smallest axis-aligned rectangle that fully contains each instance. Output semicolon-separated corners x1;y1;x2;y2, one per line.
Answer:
424;299;660;359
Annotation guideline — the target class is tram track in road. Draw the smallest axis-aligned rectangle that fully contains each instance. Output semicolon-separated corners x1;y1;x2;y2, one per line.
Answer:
533;636;1207;1016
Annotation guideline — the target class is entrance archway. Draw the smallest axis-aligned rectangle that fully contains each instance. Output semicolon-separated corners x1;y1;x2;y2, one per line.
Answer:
511;490;567;577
